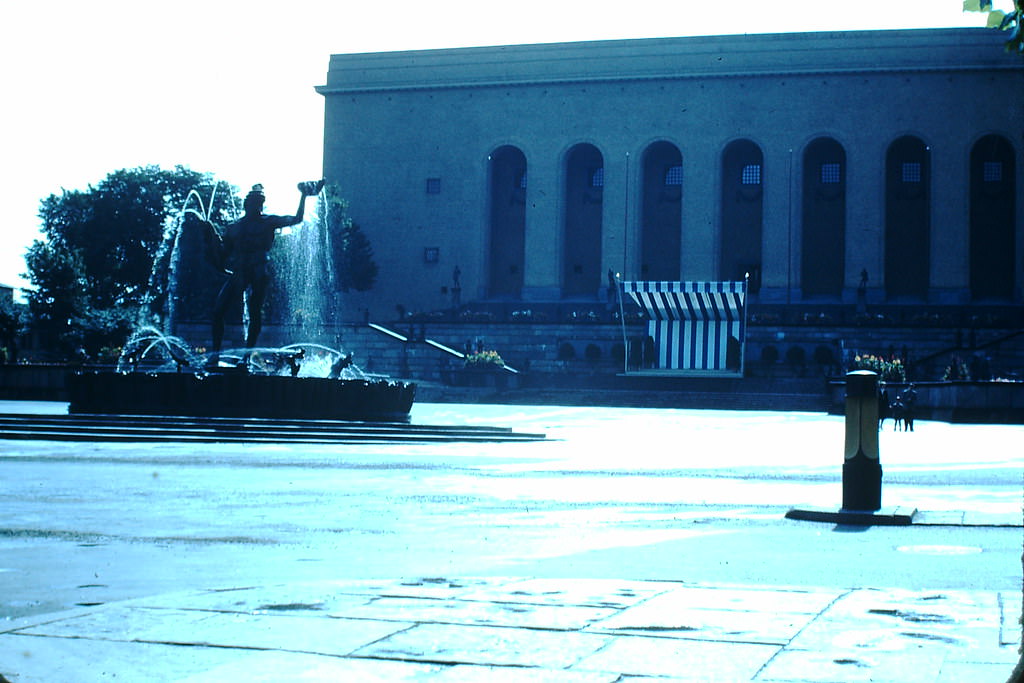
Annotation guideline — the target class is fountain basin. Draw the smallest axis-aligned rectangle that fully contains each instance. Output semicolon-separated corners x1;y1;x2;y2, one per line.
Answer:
67;371;416;422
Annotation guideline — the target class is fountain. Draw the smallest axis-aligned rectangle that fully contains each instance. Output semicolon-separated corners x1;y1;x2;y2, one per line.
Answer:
67;181;415;422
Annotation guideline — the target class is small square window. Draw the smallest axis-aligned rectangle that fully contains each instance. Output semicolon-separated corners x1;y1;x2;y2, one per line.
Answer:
423;247;439;263
984;161;1003;183
426;177;441;194
741;164;761;185
591;167;604;188
664;165;683;186
820;163;841;185
901;162;921;183
517;171;527;190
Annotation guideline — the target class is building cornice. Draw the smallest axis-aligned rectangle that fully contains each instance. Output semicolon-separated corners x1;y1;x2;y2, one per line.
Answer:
315;63;1023;95
317;28;1023;96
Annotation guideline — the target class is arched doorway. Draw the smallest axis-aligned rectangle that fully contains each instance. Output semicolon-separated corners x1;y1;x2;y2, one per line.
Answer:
970;134;1016;300
801;137;846;298
720;139;764;292
563;144;603;298
640;141;682;280
487;146;527;298
885;136;930;300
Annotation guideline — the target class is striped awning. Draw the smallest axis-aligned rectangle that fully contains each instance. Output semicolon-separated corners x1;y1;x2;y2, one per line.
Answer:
623;280;745;322
623;281;747;373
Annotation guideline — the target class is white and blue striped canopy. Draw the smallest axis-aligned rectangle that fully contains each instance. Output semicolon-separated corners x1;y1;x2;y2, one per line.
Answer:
623;281;746;372
623;280;745;321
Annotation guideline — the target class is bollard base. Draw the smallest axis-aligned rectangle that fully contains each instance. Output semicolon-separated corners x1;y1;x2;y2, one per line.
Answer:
786;506;917;526
842;453;882;511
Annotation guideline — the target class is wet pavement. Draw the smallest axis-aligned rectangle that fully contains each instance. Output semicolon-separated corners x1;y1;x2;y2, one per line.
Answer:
1;573;1019;681
1;401;1021;680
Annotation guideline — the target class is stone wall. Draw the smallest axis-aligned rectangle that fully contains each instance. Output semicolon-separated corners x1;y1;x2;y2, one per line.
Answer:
318;28;1023;313
827;379;1024;424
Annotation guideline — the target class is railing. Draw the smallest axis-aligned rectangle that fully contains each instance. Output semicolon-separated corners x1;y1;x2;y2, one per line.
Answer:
910;328;1024;381
386;300;1024;330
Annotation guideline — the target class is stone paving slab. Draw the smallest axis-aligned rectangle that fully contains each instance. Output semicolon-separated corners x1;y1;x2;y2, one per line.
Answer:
351;622;612;669
176;650;449;682
325;577;514;600
911;510;965;526
459;577;673;609
572;635;777;680
963;511;1023;527
757;647;945;683
131;578;513;614
12;605;214;642
0;633;253;682
0;577;1019;682
333;595;617;630
935;660;1020;683
16;606;411;657
611;584;842;615
590;605;815;646
787;589;1002;653
148;611;409;656
137;584;375;615
190;656;623;683
584;585;843;646
430;666;619;682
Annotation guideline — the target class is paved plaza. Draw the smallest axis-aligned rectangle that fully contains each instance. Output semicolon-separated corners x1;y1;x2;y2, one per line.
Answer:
1;401;1021;681
2;576;1020;681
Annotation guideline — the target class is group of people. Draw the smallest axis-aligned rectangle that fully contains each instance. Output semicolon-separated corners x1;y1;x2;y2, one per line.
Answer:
879;384;918;432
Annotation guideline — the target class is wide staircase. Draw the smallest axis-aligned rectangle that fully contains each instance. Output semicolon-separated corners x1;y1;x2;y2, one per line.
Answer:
0;412;547;444
7;302;1020;415
331;301;1023;413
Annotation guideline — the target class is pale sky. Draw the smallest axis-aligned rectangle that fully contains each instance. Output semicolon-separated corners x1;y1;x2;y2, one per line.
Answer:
0;0;1005;292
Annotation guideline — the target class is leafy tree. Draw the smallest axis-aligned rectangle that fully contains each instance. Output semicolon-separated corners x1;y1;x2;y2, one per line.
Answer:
23;240;88;356
0;294;22;363
25;165;239;357
320;183;378;292
965;0;1024;54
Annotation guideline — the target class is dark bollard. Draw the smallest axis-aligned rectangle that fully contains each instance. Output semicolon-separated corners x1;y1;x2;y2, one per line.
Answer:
842;370;882;511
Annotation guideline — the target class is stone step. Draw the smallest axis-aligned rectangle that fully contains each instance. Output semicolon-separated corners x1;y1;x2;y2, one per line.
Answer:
0;413;547;444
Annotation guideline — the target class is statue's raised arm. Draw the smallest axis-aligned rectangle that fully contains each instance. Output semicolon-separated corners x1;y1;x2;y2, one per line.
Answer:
210;180;325;357
282;179;325;228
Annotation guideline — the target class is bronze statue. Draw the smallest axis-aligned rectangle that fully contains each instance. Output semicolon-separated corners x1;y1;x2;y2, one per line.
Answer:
206;180;324;358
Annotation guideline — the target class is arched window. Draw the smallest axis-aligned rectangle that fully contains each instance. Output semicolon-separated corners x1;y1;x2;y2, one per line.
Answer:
720;139;764;292
562;143;604;298
487;146;527;298
801;138;846;298
640;141;683;280
970;134;1016;300
885;136;930;300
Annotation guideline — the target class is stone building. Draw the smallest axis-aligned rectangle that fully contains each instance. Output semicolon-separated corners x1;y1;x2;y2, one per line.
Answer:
317;28;1021;320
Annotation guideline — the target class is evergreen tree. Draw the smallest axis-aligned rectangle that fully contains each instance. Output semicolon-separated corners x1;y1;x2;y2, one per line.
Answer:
337;221;379;293
320;183;378;292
